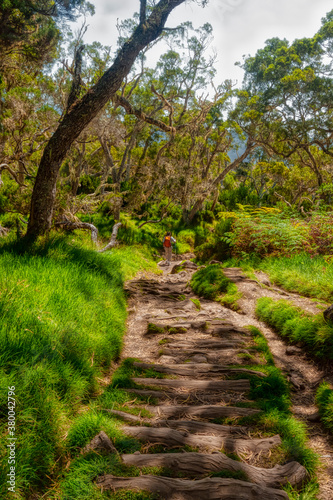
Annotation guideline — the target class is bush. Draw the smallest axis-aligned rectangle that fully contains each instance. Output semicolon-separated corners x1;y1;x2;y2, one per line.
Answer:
191;264;230;299
195;218;233;262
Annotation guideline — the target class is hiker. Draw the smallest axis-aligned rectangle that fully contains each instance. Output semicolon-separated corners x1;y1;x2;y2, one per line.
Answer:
163;232;176;265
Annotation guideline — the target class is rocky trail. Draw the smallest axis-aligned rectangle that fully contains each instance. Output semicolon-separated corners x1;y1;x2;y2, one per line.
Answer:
97;258;333;500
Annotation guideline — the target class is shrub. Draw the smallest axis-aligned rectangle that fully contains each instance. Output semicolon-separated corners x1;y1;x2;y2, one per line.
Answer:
191;264;230;299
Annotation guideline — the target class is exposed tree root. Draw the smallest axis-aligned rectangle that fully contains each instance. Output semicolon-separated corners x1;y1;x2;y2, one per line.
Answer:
124;388;252;403
132;377;251;392
96;474;290;499
122;451;307;488
121;425;280;454
133;362;267;378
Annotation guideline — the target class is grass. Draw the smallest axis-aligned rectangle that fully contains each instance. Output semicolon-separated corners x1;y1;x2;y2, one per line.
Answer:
0;234;157;500
224;253;333;303
191;264;242;310
217;282;243;311
256;297;333;360
190;298;201;310
316;382;333;434
259;254;333;302
190;264;230;299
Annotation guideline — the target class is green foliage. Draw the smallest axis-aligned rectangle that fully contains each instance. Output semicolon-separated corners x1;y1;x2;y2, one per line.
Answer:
283;481;319;500
227;211;306;258
222;211;333;262
77;175;100;194
191;264;230;299
195;218;233;262
256;297;333;359
176;229;196;253
316;382;333;434
0;235;156;498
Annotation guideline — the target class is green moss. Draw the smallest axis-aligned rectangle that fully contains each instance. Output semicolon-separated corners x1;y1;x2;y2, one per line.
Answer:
190;298;201;310
147;323;164;334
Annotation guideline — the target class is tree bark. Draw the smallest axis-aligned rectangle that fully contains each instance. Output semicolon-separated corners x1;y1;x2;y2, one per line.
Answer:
27;0;188;237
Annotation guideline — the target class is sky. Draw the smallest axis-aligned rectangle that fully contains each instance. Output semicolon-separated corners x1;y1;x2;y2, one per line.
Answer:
75;0;333;85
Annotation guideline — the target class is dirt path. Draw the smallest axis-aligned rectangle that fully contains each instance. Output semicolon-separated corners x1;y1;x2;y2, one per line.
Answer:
98;260;333;499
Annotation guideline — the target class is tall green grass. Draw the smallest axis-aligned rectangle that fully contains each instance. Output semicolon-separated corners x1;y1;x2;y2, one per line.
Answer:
0;235;157;499
260;254;333;302
256;297;333;359
224;253;333;303
316;382;333;434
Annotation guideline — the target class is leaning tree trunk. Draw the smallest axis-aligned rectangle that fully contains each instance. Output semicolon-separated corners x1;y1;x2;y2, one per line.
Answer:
27;0;187;237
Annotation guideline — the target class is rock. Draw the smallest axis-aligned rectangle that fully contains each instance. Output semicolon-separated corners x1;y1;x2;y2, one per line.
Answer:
158;260;169;267
286;346;302;356
323;303;333;323
260;278;271;287
170;260;198;274
209;260;222;265
82;431;117;455
307;412;321;422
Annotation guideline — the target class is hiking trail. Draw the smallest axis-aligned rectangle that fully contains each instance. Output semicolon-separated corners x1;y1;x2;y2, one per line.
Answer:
97;257;333;500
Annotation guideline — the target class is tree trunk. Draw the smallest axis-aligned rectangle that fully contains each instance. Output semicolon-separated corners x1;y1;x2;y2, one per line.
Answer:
27;0;187;237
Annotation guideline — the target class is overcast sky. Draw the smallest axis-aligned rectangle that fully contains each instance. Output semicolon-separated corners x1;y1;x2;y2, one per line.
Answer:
77;0;333;85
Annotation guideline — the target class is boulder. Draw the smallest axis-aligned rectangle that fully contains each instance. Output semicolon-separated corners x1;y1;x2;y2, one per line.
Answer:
82;431;117;455
323;303;333;323
170;260;198;274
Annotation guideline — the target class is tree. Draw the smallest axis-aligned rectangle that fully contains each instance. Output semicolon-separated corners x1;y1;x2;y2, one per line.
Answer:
27;0;207;237
234;11;333;192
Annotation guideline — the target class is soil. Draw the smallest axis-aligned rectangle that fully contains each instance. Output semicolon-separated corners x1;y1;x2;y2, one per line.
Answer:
111;258;333;500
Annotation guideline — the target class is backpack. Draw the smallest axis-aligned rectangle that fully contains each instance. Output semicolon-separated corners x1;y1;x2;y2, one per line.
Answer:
164;235;171;247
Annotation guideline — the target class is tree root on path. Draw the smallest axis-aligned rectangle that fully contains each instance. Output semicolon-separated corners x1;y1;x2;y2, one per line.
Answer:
122;451;307;488
96;475;290;499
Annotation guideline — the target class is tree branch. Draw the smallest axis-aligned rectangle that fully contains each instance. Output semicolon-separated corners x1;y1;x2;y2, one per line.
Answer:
0;163;26;187
98;223;122;252
114;94;179;134
140;0;147;25
55;219;98;244
274;192;292;208
67;44;85;111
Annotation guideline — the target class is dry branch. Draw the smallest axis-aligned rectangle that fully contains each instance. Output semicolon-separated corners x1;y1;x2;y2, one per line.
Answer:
55;220;98;243
98;222;122;252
